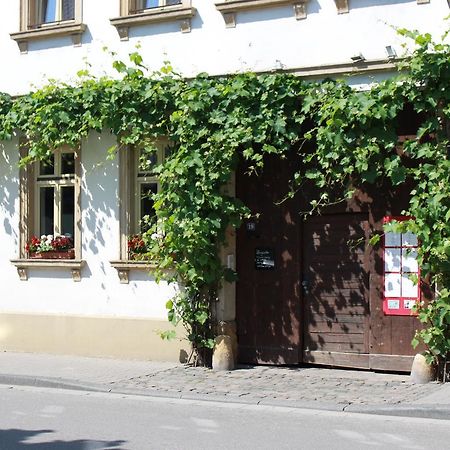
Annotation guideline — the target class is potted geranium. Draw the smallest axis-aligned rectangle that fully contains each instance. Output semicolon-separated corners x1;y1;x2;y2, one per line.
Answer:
27;234;75;259
128;234;149;260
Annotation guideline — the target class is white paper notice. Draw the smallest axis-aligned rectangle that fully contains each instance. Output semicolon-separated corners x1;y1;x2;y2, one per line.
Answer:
385;273;401;297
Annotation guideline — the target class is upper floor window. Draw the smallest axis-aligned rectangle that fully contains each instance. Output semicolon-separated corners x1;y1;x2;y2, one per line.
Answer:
10;0;85;53
110;0;196;39
28;0;76;29
131;0;182;14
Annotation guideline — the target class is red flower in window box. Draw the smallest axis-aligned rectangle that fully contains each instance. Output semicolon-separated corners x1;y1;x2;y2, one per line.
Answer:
27;235;75;259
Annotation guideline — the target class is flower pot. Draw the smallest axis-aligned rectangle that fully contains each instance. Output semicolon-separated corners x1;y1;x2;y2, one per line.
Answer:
29;249;75;259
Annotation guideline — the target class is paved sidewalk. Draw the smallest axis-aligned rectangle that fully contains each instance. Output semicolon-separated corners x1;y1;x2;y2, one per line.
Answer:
1;351;449;419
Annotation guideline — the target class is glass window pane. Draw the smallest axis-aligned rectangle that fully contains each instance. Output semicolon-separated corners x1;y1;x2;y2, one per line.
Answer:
145;0;160;8
384;248;401;272
140;183;157;232
402;248;418;273
61;186;75;238
40;186;54;235
385;231;401;247
402;275;419;298
61;153;75;175
61;0;75;20
39;155;55;176
43;0;57;23
385;273;401;297
138;149;158;175
402;231;418;247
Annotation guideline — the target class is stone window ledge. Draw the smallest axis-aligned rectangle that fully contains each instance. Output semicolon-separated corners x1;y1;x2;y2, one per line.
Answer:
10;259;86;282
10;23;87;54
110;260;157;284
110;6;196;40
215;0;309;27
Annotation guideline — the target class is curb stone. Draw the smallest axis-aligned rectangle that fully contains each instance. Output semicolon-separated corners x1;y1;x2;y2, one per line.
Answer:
1;373;449;420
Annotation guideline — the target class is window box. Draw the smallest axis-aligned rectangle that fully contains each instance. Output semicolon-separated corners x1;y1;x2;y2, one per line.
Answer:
29;249;75;259
111;0;196;39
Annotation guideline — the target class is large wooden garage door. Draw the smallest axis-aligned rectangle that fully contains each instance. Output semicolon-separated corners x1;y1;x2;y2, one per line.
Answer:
302;213;371;368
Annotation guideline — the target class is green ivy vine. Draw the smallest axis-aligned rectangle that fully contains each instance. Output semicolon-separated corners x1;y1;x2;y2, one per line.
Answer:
0;25;449;371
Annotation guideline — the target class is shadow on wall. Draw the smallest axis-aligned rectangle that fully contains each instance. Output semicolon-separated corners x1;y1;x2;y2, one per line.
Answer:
350;0;417;9
80;138;119;259
0;142;19;251
26;27;93;52
0;429;125;449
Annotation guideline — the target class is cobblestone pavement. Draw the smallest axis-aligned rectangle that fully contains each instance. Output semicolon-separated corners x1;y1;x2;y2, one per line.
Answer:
110;365;442;406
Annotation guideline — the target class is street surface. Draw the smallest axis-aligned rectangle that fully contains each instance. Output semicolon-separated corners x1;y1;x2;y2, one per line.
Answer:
0;385;449;450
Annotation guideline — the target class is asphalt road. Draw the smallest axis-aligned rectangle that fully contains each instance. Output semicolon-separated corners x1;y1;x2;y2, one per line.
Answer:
0;385;449;450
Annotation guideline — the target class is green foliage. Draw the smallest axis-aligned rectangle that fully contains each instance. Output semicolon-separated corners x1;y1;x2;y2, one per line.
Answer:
0;25;449;367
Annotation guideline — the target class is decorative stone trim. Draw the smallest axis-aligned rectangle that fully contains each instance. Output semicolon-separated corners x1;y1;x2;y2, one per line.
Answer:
10;259;86;282
215;0;309;28
10;23;86;54
334;0;348;14
110;260;157;284
110;5;196;40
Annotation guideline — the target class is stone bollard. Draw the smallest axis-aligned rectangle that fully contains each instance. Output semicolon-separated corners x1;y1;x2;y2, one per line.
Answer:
217;321;238;364
212;335;235;371
410;353;435;384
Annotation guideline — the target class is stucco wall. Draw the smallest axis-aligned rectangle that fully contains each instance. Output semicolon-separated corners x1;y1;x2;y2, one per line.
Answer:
0;1;448;95
0;133;176;320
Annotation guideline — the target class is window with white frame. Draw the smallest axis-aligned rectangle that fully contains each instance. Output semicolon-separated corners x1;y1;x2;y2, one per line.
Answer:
131;0;182;14
134;146;160;233
383;217;420;315
35;149;76;239
28;0;76;28
132;141;174;234
117;140;173;262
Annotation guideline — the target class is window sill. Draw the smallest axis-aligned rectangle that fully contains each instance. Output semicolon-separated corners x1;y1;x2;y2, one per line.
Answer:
110;260;157;284
215;0;308;27
10;258;86;282
10;22;87;54
110;5;196;40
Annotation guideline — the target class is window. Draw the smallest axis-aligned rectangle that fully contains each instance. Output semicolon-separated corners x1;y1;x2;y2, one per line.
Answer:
28;0;76;29
35;149;76;239
111;140;172;282
383;217;420;315
133;146;160;234
110;0;196;39
11;144;83;282
117;140;173;259
131;0;182;13
10;0;85;53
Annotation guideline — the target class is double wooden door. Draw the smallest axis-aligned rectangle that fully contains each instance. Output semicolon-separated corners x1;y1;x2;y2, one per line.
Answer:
236;157;419;370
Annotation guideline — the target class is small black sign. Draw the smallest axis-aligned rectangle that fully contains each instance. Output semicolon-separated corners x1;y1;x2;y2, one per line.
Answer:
255;247;275;270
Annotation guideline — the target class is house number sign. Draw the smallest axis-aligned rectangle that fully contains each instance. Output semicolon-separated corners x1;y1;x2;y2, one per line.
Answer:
255;247;275;270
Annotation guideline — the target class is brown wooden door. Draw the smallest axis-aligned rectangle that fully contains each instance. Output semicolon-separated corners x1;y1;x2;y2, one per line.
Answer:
302;213;371;368
236;155;301;365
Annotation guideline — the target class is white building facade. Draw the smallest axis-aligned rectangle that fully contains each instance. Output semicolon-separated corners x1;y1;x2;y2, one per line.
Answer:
0;0;448;362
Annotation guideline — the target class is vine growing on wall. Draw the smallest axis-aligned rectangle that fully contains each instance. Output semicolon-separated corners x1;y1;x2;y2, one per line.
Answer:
0;25;449;371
